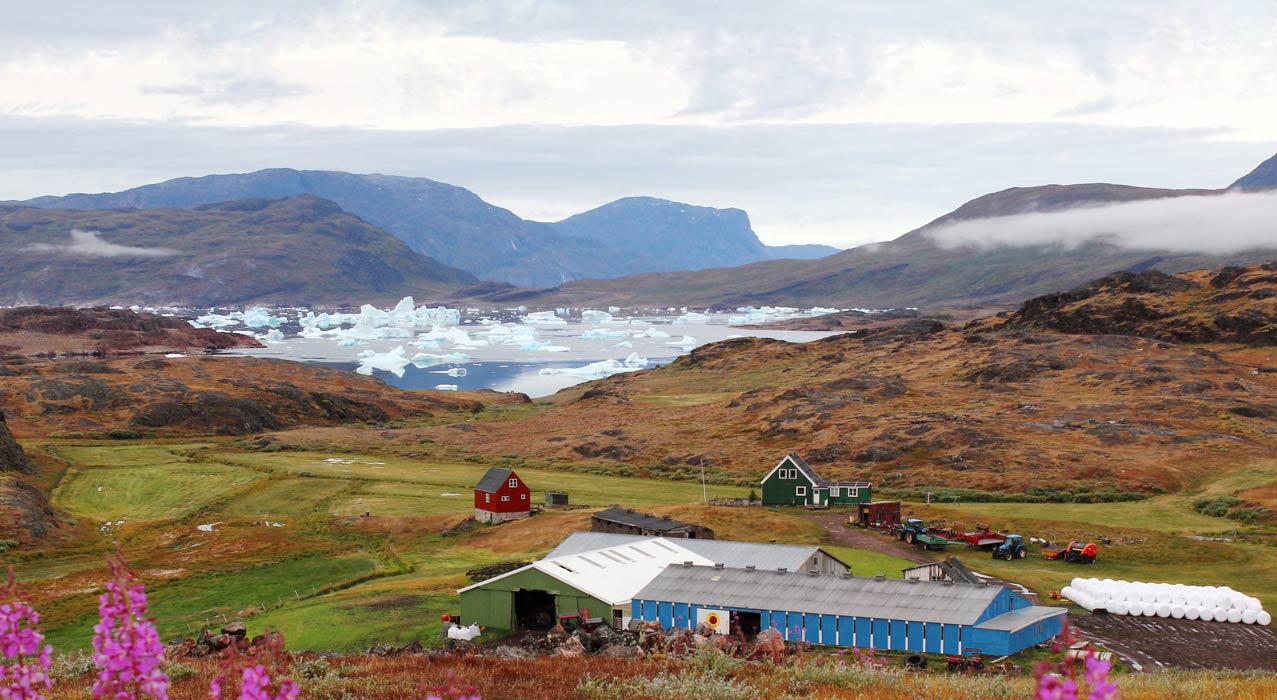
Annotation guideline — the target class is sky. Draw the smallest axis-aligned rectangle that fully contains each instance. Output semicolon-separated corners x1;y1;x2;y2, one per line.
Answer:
2;1;1276;248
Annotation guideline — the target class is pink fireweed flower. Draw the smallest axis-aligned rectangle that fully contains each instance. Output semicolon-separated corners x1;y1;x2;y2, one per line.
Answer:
421;670;480;700
0;590;54;700
234;665;298;700
90;556;168;700
1085;655;1118;700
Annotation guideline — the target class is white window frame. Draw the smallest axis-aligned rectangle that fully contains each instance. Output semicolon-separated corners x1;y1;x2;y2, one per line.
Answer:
849;487;859;498
796;486;806;497
520;493;527;500
509;478;518;488
485;493;491;503
501;495;510;502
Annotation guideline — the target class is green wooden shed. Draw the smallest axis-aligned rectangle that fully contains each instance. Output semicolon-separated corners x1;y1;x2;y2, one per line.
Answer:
761;452;871;507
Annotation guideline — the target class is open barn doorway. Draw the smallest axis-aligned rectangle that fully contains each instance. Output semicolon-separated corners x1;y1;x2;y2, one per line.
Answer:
734;611;762;639
514;589;556;630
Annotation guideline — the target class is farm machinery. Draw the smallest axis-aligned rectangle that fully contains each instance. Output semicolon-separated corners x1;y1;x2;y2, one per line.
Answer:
896;518;959;551
992;534;1027;560
1042;541;1099;564
933;522;1008;550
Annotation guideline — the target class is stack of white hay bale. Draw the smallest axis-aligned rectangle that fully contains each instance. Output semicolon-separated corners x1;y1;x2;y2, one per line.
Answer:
1062;578;1270;625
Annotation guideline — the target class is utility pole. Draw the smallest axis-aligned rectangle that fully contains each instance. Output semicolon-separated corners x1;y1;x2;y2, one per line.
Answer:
925;491;932;505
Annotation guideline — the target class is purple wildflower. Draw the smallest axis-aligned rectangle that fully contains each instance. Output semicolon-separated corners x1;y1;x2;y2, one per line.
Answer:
0;573;53;700
1085;655;1118;700
235;665;298;700
90;556;169;700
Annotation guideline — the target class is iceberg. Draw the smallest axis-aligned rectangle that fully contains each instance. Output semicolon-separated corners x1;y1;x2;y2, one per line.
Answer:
435;384;460;391
608;306;621;314
521;310;566;326
411;352;471;367
581;328;631;340
667;335;698;348
581;309;613;323
538;353;648;379
355;346;413;378
676;311;710;323
336;338;367;347
633;328;670;339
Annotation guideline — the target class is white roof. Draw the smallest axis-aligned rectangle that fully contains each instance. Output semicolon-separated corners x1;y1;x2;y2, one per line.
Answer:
458;537;714;605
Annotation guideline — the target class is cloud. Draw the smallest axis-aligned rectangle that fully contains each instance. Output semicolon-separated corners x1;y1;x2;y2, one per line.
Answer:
925;190;1277;255
22;229;179;257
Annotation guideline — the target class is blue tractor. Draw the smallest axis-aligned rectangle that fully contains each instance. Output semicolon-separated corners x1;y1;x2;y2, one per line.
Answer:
992;534;1027;560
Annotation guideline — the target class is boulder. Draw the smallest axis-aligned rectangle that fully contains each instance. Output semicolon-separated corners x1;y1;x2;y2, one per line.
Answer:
221;621;247;638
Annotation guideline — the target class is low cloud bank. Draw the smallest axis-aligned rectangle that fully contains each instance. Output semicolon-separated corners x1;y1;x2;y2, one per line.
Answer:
22;229;178;258
926;190;1277;255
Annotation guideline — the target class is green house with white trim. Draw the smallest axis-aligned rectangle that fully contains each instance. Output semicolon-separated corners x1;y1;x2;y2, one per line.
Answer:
761;452;871;507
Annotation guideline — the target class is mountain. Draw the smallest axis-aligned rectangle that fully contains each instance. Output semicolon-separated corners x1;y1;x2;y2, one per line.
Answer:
1233;151;1277;188
519;182;1277;310
550;196;837;272
14;169;839;287
0;195;478;306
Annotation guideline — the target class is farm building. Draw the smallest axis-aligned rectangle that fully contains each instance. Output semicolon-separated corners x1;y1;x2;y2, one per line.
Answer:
473;467;531;523
902;557;983;584
459;534;852;632
761;452;872;507
591;505;715;539
633;564;1066;657
549;532;850;575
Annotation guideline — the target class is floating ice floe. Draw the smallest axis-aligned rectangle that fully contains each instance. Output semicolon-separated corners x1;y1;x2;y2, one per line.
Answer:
581;310;613;323
632;328;670;339
676;311;710;323
666;335;698;348
581;328;631;340
411;352;471;367
538;353;649;379
435;384;459;391
355;346;413;377
521;310;566;326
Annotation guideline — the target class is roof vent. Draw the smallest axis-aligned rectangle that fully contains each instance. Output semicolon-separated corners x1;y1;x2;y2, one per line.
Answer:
714;563;725;569
874;574;886;581
683;560;693;567
807;570;818;577
906;577;918;584
942;579;954;585
745;565;756;572
841;572;852;579
777;567;787;574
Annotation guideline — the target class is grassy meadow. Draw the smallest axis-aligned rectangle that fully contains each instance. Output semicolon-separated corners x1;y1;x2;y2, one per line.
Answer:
13;438;1277;683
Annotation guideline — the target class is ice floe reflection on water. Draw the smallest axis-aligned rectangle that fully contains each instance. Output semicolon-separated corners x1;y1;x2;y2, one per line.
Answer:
315;359;676;398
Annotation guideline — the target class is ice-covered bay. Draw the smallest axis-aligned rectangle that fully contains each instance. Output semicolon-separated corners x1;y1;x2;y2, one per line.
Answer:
213;299;846;396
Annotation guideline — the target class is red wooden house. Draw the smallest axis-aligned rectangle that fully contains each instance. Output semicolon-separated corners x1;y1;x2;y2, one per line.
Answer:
474;467;531;523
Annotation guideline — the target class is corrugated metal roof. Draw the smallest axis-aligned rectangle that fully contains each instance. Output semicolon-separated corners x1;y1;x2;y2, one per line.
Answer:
634;565;1004;625
547;532;839;572
459;537;713;605
475;467;513;493
974;606;1067;632
592;505;694;532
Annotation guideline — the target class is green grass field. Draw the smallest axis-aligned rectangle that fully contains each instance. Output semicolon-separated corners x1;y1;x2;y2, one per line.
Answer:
822;546;916;578
219;477;351;517
213;450;750;507
43;552;385;650
918;495;1232;535
53;462;263;522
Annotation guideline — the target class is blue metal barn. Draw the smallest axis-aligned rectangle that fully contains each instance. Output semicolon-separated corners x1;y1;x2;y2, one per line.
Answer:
633;564;1065;657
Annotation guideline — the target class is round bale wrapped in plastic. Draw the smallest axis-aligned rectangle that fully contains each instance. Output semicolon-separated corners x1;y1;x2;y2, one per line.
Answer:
1185;607;1200;621
1199;607;1215;622
1259;611;1272;626
1242;610;1259;625
1227;609;1244;623
1170;605;1185;619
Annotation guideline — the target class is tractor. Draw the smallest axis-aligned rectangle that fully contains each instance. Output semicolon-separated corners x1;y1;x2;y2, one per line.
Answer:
992;534;1027;560
946;648;985;672
896;518;928;545
1042;541;1099;564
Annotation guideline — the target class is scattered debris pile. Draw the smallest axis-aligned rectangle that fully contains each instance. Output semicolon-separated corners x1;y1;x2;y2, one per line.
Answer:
164;621;285;659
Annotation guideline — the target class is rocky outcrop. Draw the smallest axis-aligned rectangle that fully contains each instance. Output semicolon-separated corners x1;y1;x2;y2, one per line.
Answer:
0;477;56;542
0;410;31;474
1002;263;1277;346
0;306;262;357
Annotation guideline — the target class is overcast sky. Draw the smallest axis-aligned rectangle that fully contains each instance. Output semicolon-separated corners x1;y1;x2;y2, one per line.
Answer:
2;1;1275;248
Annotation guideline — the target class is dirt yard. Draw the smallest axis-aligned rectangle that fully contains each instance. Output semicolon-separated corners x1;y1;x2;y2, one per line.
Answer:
1073;613;1277;671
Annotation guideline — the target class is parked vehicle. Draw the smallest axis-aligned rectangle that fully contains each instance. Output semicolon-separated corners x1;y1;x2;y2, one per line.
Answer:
992;534;1027;560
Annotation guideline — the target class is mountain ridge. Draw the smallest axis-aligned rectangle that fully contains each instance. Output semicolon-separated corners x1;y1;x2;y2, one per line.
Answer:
0;194;479;306
12;169;840;287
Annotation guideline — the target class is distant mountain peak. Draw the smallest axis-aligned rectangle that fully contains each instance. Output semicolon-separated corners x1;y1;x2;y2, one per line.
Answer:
1232;151;1277;188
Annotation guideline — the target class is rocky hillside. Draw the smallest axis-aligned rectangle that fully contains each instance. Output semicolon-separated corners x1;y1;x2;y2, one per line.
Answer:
14;169;837;288
0;410;58;544
284;262;1277;498
0;355;524;438
527;182;1276;310
0;195;477;306
998;265;1277;345
0;306;262;357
